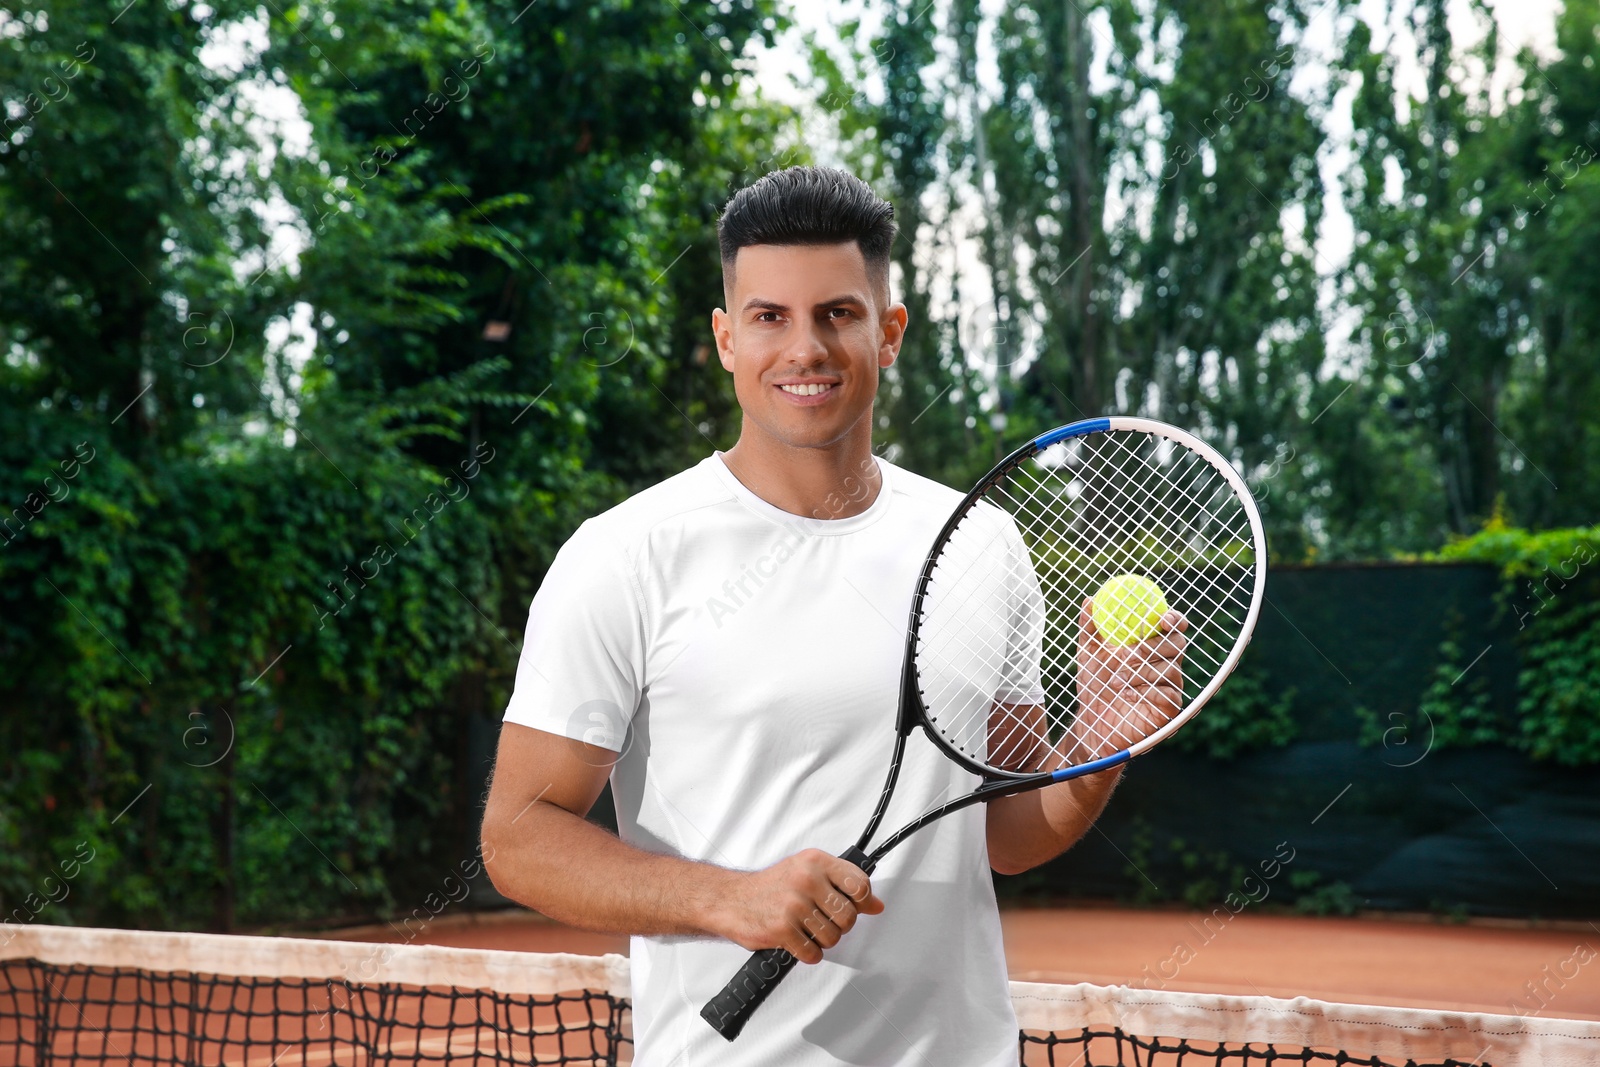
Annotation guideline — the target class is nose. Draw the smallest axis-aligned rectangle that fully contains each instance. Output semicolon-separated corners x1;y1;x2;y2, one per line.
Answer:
786;317;830;368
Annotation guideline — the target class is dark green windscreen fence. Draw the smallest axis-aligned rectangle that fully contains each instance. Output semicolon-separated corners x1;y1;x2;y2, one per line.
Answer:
1000;562;1600;918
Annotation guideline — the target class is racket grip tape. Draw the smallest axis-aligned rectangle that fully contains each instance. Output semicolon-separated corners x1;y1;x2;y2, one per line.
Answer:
700;946;799;1040
699;845;875;1041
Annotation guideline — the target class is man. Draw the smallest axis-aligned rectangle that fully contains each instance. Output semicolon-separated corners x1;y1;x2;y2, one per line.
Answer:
481;167;1184;1065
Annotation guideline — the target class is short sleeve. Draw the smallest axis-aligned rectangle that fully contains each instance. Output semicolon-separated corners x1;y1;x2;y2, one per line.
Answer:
995;519;1047;706
502;520;646;752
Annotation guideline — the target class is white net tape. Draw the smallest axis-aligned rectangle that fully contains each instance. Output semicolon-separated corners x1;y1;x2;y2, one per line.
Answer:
0;924;632;999
1012;980;1600;1067
916;429;1257;773
6;928;1597;1066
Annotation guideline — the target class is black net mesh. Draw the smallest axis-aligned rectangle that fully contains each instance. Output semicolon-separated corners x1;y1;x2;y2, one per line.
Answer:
0;958;630;1066
0;954;1497;1067
1020;1028;1490;1066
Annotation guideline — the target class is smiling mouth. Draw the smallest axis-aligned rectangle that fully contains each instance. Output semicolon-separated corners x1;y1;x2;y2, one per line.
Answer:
778;382;837;396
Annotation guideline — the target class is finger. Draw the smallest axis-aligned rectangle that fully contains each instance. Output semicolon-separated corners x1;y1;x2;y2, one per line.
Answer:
1088;721;1134;755
1105;705;1153;745
1084;609;1184;665
1106;657;1175;686
1127;687;1180;721
1147;677;1186;710
1099;642;1170;677
817;884;861;933
1092;642;1137;673
1114;675;1174;697
797;908;845;950
1148;691;1183;720
1131;619;1187;654
1079;597;1100;640
836;882;883;916
1124;655;1186;689
1107;698;1168;729
1099;694;1174;740
1139;664;1183;699
1130;627;1187;661
786;926;825;965
829;858;875;904
828;861;886;917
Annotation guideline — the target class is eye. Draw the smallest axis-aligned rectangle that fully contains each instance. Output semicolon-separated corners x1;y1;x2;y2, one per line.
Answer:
755;311;780;323
826;307;853;320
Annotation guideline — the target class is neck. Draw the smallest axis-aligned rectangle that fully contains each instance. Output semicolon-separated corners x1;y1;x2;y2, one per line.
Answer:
720;420;882;520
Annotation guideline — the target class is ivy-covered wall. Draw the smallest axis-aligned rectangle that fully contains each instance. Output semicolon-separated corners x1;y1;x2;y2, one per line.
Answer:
1433;525;1600;765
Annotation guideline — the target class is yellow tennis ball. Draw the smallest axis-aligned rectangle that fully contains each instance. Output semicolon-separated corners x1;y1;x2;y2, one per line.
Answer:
1091;574;1170;646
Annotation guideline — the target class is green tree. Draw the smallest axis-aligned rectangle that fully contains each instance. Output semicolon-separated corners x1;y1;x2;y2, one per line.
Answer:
1339;0;1515;540
1493;0;1600;527
0;0;785;932
845;0;1335;554
1332;0;1600;546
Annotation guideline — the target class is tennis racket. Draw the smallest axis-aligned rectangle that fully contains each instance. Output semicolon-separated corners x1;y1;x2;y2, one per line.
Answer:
700;415;1268;1040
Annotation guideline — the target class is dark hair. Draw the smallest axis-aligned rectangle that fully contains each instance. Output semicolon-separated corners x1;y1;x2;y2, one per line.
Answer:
718;167;897;294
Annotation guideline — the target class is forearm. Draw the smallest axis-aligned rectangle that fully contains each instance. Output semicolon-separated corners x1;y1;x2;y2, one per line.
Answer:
482;801;735;938
985;766;1123;876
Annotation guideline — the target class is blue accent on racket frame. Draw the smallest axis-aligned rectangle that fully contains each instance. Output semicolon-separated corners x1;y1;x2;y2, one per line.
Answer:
1033;418;1110;449
1049;750;1132;782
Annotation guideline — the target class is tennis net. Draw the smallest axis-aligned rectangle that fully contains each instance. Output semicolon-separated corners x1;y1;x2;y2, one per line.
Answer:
3;925;1596;1066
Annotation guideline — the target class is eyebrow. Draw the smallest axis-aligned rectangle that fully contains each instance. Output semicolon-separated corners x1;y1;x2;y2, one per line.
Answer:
741;294;868;314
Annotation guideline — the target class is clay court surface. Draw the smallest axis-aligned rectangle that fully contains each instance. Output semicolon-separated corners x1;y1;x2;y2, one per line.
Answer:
331;905;1600;1022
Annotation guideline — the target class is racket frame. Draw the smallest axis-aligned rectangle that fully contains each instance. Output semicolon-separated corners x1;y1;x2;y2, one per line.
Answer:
848;415;1266;867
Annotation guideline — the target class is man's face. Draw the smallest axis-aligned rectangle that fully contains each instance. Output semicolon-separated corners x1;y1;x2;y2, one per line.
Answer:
712;243;907;452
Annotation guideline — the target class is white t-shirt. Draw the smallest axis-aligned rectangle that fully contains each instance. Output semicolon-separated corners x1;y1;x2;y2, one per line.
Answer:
503;454;1018;1067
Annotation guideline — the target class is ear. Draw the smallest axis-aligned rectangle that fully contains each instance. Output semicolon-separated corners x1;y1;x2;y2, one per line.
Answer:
712;307;735;372
878;302;908;370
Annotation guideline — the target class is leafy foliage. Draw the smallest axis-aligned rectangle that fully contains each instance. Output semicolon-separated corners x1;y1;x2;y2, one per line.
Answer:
1332;0;1600;544
1172;665;1296;761
1428;524;1600;764
0;424;498;926
1287;871;1361;917
1119;821;1308;912
1514;601;1600;764
1354;634;1500;757
7;0;1600;932
0;0;781;931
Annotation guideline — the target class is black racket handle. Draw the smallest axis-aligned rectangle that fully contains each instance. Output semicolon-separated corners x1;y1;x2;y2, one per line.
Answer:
700;846;874;1041
700;946;799;1040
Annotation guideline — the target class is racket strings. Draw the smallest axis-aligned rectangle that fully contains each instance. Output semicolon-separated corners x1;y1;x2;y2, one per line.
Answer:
915;430;1256;773
1010;458;1252;755
1020;436;1254;642
933;483;1187;764
920;525;1048;762
958;445;1245;711
1014;437;1205;553
928;515;1238;767
1009;438;1240;590
995;479;1231;661
1013;453;1252;680
1020;442;1253;745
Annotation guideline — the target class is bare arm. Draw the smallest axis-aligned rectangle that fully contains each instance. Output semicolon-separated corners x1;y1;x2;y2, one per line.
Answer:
986;605;1187;875
986;766;1124;876
480;722;882;962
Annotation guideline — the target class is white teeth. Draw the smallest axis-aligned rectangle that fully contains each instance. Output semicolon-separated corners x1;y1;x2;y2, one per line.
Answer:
781;383;832;396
